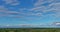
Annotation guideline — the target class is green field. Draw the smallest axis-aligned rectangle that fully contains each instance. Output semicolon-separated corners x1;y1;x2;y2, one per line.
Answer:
0;28;60;32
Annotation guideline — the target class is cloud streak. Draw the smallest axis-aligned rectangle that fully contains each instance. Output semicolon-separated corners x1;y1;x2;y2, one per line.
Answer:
2;0;20;6
30;0;60;18
0;0;60;21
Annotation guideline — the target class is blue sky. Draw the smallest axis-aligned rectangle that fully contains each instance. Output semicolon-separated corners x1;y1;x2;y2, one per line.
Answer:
0;0;60;27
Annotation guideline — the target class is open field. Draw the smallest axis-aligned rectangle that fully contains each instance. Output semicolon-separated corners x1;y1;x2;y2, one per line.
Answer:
0;28;60;32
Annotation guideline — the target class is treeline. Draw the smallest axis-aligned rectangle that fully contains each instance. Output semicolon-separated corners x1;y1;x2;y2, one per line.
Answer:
0;28;60;32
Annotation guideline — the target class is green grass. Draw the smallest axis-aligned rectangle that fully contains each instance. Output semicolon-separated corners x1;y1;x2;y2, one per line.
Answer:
0;28;60;32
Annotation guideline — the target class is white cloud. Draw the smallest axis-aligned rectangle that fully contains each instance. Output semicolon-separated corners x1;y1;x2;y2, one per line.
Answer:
30;0;60;18
2;0;20;6
1;0;60;18
18;1;60;19
56;23;60;25
34;0;45;7
34;0;54;7
0;5;7;12
48;3;60;17
0;5;20;17
30;6;47;12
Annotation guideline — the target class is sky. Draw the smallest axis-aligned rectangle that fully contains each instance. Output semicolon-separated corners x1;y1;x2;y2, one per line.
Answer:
0;0;60;27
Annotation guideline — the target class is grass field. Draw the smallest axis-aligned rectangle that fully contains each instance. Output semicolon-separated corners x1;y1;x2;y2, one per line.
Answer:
0;28;60;32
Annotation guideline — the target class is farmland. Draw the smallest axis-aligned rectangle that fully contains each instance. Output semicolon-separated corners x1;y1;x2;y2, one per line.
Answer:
0;28;60;32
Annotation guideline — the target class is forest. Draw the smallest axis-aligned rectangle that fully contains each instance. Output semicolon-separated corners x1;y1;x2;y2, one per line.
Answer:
0;28;60;32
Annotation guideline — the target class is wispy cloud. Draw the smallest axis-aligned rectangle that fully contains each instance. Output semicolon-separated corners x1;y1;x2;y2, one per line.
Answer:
29;0;60;18
0;0;60;20
34;0;54;7
0;5;20;17
2;0;20;6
